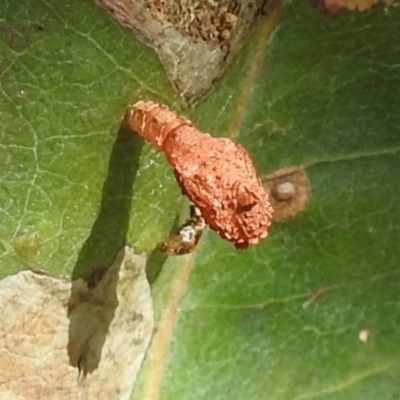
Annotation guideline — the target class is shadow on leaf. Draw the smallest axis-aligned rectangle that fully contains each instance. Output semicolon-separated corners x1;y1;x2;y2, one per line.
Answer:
72;125;143;280
67;124;143;374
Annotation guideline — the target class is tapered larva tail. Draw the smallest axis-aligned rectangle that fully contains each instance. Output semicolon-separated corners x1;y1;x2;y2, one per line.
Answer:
125;101;191;151
125;100;274;249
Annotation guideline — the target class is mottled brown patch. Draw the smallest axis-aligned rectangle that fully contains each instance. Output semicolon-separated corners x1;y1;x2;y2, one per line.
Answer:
318;0;394;13
263;166;310;221
94;0;280;104
144;0;240;45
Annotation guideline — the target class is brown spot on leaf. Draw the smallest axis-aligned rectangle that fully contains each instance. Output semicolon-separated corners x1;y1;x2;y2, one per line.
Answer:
259;0;283;16
0;21;44;51
263;166;310;221
29;22;45;32
317;0;394;13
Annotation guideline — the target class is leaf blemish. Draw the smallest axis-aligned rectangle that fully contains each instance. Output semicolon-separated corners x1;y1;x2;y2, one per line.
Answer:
263;165;310;221
11;231;42;258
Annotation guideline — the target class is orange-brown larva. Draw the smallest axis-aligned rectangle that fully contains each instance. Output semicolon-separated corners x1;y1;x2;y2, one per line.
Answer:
125;101;274;249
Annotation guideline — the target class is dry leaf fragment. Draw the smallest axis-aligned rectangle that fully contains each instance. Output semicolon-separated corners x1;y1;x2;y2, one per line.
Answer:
0;246;153;400
125;101;274;249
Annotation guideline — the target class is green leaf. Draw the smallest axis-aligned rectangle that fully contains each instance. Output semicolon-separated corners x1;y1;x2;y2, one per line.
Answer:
134;3;400;400
1;1;400;400
0;0;183;278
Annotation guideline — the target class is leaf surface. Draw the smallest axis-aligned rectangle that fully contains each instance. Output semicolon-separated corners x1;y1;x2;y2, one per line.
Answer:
1;1;400;400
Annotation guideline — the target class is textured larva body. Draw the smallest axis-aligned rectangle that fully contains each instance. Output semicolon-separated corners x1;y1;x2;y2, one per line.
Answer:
125;101;274;249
